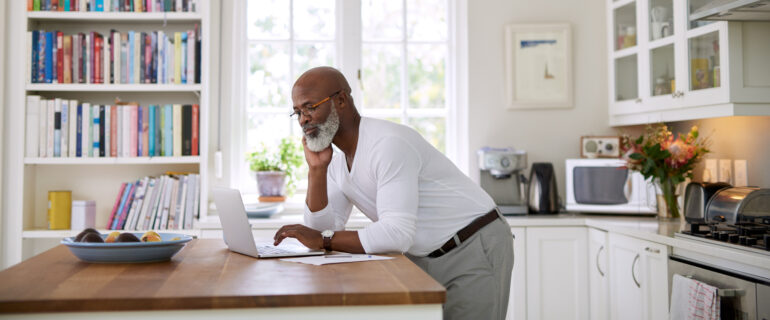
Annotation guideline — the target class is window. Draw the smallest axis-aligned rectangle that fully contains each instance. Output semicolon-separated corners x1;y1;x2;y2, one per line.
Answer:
237;0;456;194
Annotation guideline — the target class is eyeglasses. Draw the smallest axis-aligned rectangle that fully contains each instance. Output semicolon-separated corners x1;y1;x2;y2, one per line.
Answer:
289;90;342;120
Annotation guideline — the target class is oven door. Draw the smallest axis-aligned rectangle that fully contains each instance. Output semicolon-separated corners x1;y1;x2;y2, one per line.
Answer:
668;256;758;319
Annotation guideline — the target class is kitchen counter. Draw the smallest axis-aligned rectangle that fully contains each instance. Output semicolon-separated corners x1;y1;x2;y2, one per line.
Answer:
199;211;770;280
0;239;445;319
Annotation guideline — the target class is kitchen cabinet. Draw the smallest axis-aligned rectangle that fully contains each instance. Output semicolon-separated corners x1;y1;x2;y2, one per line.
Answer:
588;228;609;320
507;227;526;320
525;227;588;320
608;233;669;320
606;0;770;126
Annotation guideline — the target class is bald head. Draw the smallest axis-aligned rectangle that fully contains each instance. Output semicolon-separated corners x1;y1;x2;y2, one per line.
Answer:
293;66;351;99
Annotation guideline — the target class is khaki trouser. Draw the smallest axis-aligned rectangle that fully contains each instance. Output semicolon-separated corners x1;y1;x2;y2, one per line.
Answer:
407;217;514;320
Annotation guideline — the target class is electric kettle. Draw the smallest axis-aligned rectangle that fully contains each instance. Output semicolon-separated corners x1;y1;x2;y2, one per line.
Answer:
527;162;560;214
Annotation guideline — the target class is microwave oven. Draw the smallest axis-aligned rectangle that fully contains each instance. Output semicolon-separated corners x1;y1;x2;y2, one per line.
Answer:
565;159;657;214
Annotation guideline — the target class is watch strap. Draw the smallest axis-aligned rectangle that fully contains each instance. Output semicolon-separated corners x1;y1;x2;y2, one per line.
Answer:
323;234;333;251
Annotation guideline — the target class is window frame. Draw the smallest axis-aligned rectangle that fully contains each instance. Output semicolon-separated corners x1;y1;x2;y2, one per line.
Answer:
227;0;469;200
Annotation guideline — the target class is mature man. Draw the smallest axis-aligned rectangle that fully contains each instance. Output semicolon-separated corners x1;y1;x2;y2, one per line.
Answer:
273;66;513;319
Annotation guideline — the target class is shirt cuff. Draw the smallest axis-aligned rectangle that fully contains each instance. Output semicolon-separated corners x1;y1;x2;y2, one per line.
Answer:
303;202;335;231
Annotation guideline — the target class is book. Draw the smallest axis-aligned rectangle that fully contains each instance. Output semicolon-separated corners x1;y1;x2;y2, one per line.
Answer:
69;100;78;157
174;32;181;84
146;175;166;230
110;105;118;157
56;32;63;83
184;174;195;229
53;100;61;157
141;106;149;157
173;104;182;157
62;35;71;83
148;105;156;156
48;191;71;230
181;104;191;156
137;106;143;156
122;105;130;157
47;99;54;157
38;98;47;157
44;32;53;83
191;104;199;155
187;29;195;84
104;105;110;157
92;104;100;156
163;105;172;156
30;31;38;83
125;177;148;230
76;104;82;157
26;96;41;157
99;105;105;157
135;177;157;230
160;176;178;229
130;105;138;157
61;99;69;157
133;31;140;84
112;181;135;229
81;102;91;157
195;24;201;83
107;183;127;229
72;34;79;84
180;32;187;84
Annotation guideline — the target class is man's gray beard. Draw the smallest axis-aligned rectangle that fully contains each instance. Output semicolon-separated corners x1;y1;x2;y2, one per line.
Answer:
303;102;340;152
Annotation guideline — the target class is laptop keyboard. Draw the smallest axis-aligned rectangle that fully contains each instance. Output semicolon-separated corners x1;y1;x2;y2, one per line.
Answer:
257;245;297;255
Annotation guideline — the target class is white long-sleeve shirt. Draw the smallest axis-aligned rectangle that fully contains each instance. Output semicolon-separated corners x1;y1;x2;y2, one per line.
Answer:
304;117;496;256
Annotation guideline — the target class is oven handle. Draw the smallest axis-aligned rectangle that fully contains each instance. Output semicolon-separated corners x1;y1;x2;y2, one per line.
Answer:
681;275;746;297
596;245;605;277
632;254;640;288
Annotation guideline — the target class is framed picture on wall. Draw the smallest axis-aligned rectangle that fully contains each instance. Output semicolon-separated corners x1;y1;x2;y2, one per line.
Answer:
505;23;573;109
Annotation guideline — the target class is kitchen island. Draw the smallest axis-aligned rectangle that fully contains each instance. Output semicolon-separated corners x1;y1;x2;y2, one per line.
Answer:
0;239;445;319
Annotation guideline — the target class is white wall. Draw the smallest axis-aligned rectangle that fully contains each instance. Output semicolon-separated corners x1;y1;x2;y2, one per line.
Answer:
0;0;6;268
467;0;613;199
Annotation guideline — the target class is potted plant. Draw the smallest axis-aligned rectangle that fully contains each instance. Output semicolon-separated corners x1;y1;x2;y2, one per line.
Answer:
621;124;709;221
246;137;304;202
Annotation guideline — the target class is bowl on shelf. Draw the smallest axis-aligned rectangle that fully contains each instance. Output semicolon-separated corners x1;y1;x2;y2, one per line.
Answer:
61;232;194;263
245;202;283;219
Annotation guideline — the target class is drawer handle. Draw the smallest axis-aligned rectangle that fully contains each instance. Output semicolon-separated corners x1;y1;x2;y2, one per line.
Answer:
644;247;660;254
596;245;605;277
632;254;641;288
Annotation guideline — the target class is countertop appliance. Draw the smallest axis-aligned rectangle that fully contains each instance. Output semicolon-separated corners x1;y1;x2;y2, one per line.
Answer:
527;162;559;214
679;186;770;254
690;0;770;21
565;158;657;214
684;181;733;224
477;147;528;215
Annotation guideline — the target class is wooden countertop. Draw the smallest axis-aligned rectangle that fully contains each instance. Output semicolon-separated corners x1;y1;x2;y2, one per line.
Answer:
0;239;445;313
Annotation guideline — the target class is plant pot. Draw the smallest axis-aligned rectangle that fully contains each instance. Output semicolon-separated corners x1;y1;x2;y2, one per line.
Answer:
255;171;287;199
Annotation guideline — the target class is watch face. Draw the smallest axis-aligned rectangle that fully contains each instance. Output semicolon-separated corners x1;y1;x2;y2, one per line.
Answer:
322;230;334;237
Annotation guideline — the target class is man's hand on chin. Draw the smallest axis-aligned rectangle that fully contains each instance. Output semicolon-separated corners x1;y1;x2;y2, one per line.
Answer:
273;224;323;249
302;137;333;170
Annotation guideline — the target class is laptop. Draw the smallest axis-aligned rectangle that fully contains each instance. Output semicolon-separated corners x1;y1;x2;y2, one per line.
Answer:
212;187;325;258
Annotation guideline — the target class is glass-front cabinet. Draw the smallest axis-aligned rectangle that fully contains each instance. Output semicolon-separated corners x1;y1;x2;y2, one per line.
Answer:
607;0;770;125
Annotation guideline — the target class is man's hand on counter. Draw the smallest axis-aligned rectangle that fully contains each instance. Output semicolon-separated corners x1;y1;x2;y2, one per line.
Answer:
274;224;323;249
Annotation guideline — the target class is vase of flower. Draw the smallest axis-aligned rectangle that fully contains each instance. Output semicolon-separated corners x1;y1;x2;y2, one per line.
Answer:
622;124;709;222
655;177;680;220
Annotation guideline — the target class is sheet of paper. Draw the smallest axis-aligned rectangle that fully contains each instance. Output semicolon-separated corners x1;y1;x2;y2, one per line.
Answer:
280;254;394;266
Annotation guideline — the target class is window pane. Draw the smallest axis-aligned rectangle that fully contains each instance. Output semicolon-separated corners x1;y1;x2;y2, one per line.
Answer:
247;0;290;40
362;44;401;109
245;113;294;152
408;44;446;109
294;43;336;80
362;0;403;41
407;117;446;153
248;43;291;110
407;0;447;41
293;0;335;40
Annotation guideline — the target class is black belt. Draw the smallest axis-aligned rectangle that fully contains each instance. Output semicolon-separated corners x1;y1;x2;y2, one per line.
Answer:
428;208;501;258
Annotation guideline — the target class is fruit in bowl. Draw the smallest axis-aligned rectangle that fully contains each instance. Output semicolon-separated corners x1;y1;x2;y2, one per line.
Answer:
116;233;141;242
141;231;162;242
105;231;121;243
74;228;100;242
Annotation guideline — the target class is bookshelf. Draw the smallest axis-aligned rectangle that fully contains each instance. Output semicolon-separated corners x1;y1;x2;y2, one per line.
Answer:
3;1;211;265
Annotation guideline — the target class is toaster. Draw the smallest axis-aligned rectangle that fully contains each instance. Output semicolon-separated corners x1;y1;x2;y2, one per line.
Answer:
684;182;732;224
706;187;770;224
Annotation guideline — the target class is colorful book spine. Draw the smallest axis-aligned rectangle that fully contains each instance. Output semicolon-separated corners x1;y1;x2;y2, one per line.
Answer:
191;104;198;156
76;104;82;157
163;105;172;156
53;100;61;157
61;100;69;157
107;183;127;229
137;106;143;156
148;105;156;156
172;104;181;157
182;104;191;156
110;105;118;157
92;105;100;156
99;105;106;157
130;105;138;157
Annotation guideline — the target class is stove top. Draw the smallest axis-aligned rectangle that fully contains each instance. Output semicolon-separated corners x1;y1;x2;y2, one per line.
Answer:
675;222;770;256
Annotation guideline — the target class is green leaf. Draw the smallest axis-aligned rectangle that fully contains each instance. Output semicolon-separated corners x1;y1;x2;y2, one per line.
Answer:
629;153;643;160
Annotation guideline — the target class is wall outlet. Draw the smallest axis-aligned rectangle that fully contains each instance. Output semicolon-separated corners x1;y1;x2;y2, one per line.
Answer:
734;159;748;187
718;159;732;184
703;159;718;182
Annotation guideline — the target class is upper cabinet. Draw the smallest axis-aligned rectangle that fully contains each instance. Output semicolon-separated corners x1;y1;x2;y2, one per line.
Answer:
607;0;770;126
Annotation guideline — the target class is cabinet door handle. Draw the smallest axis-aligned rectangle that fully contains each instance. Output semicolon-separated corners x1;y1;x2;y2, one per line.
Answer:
644;247;660;254
631;254;641;288
596;245;605;277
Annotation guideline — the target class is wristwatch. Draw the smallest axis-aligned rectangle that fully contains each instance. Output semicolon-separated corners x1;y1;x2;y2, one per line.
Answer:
321;230;335;251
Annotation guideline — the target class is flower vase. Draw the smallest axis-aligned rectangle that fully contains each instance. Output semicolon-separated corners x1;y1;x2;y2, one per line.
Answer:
656;178;681;221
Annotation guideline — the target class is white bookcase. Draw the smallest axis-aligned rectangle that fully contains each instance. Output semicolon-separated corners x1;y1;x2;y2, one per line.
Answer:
2;1;211;266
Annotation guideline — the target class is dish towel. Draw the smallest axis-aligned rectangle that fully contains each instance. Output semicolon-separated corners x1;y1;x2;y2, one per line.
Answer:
670;273;720;320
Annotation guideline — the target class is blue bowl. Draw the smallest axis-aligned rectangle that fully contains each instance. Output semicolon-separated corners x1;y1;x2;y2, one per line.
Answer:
61;232;193;263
